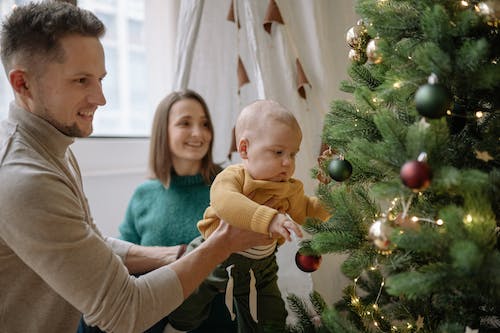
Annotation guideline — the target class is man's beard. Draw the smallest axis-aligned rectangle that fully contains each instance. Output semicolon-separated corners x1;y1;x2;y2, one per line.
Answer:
39;107;92;138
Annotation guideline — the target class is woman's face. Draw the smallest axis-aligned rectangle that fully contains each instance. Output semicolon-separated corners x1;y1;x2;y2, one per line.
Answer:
168;98;212;170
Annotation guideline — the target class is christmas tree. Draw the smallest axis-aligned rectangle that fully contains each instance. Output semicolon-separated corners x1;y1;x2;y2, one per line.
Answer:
288;0;499;332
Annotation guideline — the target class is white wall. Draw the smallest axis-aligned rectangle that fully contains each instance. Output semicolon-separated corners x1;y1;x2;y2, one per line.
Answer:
72;138;149;237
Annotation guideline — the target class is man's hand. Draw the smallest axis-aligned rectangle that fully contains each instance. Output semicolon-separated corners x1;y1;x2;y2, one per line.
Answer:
169;221;273;298
211;220;274;252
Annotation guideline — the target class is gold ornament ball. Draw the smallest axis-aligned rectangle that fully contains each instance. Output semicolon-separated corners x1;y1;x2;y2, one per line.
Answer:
476;1;500;29
348;49;361;62
366;38;383;64
368;219;393;250
477;1;499;21
346;24;367;48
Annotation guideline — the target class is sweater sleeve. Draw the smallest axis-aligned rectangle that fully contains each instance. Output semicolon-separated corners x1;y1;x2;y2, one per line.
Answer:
287;181;331;224
118;189;142;244
0;166;184;333
210;165;277;235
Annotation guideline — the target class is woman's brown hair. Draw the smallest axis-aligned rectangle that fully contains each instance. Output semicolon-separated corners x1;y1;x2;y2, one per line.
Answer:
149;89;221;187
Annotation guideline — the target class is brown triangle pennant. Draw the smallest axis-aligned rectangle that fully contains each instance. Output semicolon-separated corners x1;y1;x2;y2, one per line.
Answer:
227;0;240;29
238;56;250;94
296;59;310;99
263;0;284;34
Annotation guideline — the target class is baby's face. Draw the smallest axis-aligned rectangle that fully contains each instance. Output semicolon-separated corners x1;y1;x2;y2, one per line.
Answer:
244;121;301;182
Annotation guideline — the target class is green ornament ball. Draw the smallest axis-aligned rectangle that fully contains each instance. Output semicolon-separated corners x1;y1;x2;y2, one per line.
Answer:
328;158;353;182
415;83;451;119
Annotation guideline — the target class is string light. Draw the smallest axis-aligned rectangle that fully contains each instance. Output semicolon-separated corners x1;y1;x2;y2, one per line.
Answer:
461;1;469;7
446;109;489;120
410;216;444;225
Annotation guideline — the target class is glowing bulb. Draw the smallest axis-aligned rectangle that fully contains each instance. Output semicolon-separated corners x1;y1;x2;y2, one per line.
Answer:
475;111;483;118
393;81;402;88
411;216;419;222
446;109;452;115
461;1;469;7
436;219;444;225
464;214;473;224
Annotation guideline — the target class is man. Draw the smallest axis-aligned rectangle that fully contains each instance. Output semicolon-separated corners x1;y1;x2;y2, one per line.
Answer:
0;2;270;332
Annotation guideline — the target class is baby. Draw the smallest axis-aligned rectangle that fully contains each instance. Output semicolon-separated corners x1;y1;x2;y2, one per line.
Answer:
169;100;330;332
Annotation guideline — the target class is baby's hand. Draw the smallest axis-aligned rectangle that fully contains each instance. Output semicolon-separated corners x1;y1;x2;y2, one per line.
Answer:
268;214;303;242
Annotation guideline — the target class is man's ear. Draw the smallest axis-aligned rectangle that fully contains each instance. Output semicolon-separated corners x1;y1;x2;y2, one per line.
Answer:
9;69;30;96
238;138;249;159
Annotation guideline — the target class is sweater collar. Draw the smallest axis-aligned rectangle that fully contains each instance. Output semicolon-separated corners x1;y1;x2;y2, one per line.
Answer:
170;172;205;187
9;102;75;158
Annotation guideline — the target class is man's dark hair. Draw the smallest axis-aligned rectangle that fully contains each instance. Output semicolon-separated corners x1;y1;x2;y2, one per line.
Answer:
0;0;105;74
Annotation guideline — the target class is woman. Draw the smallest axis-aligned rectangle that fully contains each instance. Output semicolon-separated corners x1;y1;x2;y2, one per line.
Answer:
79;90;236;332
119;90;221;254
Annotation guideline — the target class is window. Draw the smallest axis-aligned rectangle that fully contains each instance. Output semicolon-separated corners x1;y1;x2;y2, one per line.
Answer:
0;0;177;136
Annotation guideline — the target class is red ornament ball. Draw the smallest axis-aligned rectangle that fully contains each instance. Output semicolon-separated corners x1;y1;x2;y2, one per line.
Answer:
295;251;322;273
400;160;432;191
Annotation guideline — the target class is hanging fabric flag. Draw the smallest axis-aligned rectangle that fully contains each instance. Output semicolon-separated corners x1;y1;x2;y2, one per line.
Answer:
296;58;311;99
238;56;250;94
227;0;240;29
263;0;284;34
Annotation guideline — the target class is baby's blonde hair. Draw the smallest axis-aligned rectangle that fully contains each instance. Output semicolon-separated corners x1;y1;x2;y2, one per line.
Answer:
235;100;302;144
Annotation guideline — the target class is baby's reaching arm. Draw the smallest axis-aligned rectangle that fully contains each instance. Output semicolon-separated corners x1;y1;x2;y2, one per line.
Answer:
268;213;303;242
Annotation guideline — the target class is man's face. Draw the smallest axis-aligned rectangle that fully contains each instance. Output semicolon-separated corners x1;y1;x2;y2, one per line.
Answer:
27;35;106;137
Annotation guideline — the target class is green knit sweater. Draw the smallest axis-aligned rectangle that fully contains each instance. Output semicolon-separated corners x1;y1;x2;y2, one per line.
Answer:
119;174;210;246
118;173;237;332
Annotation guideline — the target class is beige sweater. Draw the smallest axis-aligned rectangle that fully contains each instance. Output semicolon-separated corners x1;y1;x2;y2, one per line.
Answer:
0;103;183;333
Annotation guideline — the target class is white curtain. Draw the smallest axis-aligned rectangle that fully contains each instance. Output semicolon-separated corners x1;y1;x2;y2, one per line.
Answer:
172;0;356;310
